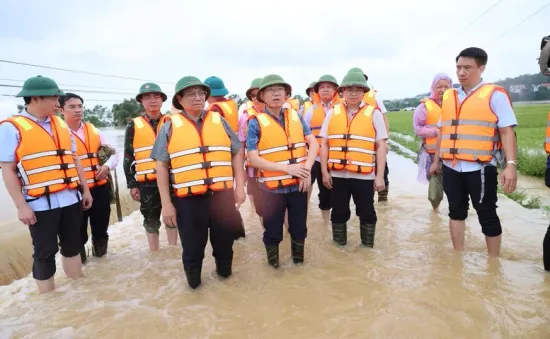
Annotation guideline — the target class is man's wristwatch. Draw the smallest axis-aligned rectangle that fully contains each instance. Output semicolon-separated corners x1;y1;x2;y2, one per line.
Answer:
506;160;517;166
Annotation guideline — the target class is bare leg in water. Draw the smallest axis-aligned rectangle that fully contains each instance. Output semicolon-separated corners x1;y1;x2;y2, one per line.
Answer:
166;227;178;245
147;233;159;251
449;219;501;257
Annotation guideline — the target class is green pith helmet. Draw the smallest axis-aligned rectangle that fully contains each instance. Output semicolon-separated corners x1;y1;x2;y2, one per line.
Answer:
256;74;292;104
246;78;263;100
313;75;338;93
305;81;316;96
347;67;369;81
16;75;65;97
204;76;229;97
172;76;211;110
136;82;167;103
338;72;369;92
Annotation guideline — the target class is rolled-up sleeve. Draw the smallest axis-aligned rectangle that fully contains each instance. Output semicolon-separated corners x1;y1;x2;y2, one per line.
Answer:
0;122;19;162
220;117;242;155
245;118;260;151
491;91;518;128
299;115;312;137
150;122;171;162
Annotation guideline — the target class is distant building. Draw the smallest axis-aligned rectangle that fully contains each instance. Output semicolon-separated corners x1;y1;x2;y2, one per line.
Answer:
532;83;550;91
509;84;526;94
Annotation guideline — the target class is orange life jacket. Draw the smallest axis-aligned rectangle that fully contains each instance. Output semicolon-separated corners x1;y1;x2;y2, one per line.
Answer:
246;100;254;109
167;112;234;197
1;115;80;198
546;111;550;154
302;101;313;116
327;104;377;174
252;108;307;189
440;84;506;163
422;98;442;154
362;90;378;107
73;122;108;188
310;96;342;154
132;115;170;182
286;97;300;111
208;99;239;133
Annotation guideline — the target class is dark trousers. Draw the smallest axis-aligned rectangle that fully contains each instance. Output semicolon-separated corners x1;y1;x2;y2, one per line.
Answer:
442;165;502;237
29;202;82;280
331;177;377;225
544;225;550;271
310;161;331;210
174;190;240;272
246;176;264;217
81;184;111;245
261;190;308;245
383;162;389;186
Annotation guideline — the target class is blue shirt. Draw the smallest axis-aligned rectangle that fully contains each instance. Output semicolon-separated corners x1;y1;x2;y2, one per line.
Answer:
437;79;518;173
246;108;312;193
0;110;81;211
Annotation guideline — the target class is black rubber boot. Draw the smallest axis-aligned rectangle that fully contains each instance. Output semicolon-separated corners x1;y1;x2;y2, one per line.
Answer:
92;238;108;257
265;245;279;268
331;223;347;246
360;223;376;248
544;224;550;272
184;268;202;289
215;258;233;278
234;219;246;240
291;239;305;264
378;185;389;202
80;246;87;264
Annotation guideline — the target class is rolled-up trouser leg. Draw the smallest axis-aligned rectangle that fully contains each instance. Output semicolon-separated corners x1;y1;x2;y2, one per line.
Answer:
139;186;162;234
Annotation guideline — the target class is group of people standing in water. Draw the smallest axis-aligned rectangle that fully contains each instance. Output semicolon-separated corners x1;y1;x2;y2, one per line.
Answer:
1;46;548;294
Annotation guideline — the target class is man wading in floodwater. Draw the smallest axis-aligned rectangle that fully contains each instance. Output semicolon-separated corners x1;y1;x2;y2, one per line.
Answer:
0;76;93;293
430;47;518;257
152;76;245;289
124;83;178;251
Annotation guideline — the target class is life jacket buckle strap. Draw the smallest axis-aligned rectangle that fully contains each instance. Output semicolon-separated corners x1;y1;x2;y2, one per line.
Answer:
62;177;72;184
199;146;209;153
60;163;70;170
202;161;212;169
450;133;458;140
451;119;459;126
341;146;349;152
288;158;297;165
56;149;67;156
204;178;213;185
449;148;458;154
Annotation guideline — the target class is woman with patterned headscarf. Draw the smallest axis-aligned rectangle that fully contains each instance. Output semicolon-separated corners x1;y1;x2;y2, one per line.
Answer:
413;73;453;210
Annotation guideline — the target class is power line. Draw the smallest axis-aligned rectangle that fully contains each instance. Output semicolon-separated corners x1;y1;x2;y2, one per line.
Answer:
436;0;507;50
0;83;136;96
0;59;175;85
0;93;127;102
0;78;140;92
492;2;550;41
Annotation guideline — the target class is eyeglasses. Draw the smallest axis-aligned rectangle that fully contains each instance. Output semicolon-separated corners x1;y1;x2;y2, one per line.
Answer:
265;86;286;93
183;90;207;99
343;87;365;94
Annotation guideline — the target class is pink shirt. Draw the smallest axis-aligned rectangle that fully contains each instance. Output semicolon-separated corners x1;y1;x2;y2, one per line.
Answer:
413;102;438;139
238;111;255;177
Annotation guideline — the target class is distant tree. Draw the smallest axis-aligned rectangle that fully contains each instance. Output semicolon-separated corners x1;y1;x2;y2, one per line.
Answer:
83;105;110;127
112;98;141;127
535;86;550;100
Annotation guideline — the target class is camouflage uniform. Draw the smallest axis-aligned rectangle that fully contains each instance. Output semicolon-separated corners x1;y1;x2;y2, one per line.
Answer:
123;117;169;234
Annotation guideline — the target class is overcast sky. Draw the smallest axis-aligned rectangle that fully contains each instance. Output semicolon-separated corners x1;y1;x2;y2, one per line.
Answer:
0;0;548;118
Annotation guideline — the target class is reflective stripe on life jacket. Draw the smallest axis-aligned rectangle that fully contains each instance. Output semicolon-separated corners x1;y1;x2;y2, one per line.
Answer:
73;122;108;188
440;84;506;163
422;98;442;154
253;108;307;189
132;115;170;182
167;112;233;197
2;115;80;198
310;96;342;154
208;99;239;133
327;104;377;174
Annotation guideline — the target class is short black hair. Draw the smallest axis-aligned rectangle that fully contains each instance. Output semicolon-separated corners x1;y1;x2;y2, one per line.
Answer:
58;93;84;107
456;47;488;66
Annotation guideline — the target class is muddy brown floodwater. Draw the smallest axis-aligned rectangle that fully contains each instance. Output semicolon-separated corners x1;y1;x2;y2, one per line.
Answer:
1;151;549;339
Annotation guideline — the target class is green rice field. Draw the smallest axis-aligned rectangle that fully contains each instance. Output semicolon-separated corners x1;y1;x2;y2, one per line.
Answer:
387;103;550;178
